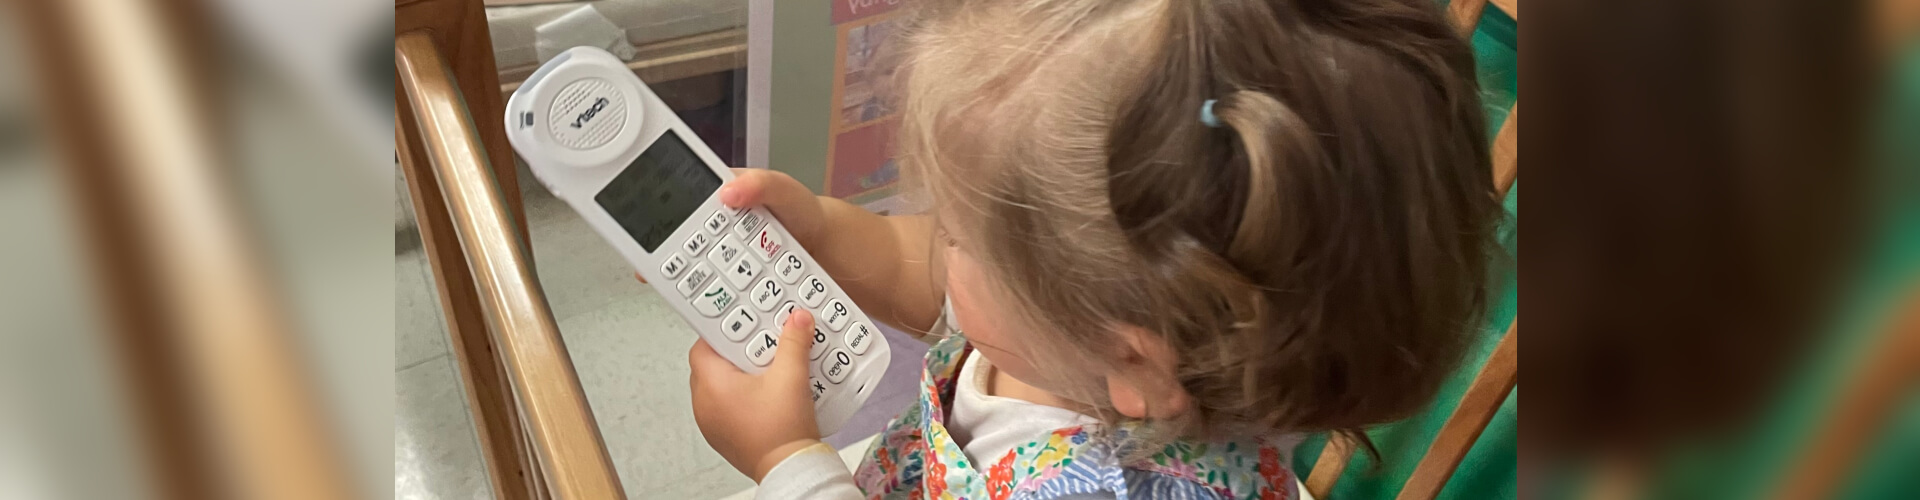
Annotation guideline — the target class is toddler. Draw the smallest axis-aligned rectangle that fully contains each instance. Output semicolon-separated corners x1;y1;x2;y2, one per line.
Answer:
682;0;1497;498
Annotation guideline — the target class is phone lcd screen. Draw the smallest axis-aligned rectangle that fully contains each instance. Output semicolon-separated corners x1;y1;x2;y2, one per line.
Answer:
595;130;721;252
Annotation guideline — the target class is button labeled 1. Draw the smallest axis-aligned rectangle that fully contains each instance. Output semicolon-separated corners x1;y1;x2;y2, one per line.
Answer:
745;330;779;367
721;307;757;341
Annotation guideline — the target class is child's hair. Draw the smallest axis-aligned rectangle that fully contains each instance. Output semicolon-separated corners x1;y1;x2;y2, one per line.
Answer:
894;0;1498;448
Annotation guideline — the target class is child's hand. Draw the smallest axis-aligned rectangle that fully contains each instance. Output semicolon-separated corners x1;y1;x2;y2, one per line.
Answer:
687;309;823;483
718;168;829;249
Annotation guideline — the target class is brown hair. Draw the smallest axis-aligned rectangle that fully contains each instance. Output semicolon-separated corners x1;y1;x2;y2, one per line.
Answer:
894;0;1498;450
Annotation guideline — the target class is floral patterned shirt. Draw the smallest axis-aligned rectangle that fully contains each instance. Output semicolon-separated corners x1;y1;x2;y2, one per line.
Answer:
852;334;1300;500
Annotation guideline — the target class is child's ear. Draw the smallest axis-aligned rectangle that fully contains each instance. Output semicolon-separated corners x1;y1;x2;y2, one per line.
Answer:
1105;324;1192;419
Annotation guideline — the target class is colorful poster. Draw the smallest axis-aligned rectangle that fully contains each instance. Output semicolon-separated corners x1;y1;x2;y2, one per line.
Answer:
825;7;905;200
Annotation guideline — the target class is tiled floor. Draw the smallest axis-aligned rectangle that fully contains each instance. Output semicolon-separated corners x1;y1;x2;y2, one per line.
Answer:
393;161;927;499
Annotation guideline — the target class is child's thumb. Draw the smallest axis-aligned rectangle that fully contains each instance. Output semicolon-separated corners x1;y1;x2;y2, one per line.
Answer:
771;309;816;378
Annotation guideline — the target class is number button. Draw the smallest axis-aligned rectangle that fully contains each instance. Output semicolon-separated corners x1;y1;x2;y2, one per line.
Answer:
773;302;800;330
708;235;747;269
821;349;853;384
692;282;736;317
660;254;688;279
724;256;763;290
774;252;804;284
845;321;874;355
720;307;758;342
810;325;830;360
703;212;729;235
824;299;852;331
750;227;785;262
745;330;779;367
749;278;784;311
677;262;716;297
732;209;767;240
799;276;829;308
683;232;710;255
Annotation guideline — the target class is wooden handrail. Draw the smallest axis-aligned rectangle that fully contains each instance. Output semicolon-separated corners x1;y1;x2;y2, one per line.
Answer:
1493;104;1519;199
395;30;625;499
1396;320;1518;500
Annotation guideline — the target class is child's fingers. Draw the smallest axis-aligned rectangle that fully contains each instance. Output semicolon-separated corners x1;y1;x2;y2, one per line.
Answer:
770;309;816;378
721;169;823;238
686;338;740;387
633;271;648;284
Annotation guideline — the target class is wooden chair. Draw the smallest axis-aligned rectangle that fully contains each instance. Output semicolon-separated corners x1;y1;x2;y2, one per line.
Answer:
1302;1;1519;498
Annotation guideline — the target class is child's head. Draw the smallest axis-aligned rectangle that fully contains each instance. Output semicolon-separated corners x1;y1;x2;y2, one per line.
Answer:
896;0;1498;442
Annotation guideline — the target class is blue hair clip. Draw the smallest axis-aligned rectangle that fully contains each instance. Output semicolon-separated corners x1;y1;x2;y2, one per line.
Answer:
1200;99;1222;128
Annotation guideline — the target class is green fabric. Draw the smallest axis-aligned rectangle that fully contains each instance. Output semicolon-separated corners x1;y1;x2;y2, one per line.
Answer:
1291;13;1920;500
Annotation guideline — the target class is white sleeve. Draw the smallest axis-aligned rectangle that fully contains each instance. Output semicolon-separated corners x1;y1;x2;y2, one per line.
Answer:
752;443;865;500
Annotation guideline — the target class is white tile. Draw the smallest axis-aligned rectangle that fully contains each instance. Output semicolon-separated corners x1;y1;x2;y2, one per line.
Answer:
394;356;493;500
554;293;757;498
521;169;657;323
394;248;449;370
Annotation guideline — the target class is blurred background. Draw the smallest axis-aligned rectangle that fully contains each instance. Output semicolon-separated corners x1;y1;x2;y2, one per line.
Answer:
0;0;1915;499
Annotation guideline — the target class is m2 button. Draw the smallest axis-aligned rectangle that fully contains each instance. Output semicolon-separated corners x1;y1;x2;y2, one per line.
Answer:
821;349;853;384
683;232;711;255
745;330;779;367
721;307;758;342
692;282;736;317
844;321;875;355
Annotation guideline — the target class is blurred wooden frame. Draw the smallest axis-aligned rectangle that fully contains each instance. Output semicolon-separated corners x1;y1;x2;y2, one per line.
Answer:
1304;0;1519;498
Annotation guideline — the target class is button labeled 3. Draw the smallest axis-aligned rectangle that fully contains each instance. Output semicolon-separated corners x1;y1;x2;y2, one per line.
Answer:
774;252;804;284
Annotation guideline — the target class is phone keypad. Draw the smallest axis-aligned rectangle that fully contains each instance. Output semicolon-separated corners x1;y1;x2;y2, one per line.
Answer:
667;201;879;409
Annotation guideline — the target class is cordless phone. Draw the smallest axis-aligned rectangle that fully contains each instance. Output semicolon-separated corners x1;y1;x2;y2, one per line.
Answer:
502;46;890;436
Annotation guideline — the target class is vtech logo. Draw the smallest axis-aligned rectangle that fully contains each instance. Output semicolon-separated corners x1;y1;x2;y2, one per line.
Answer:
570;97;610;128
